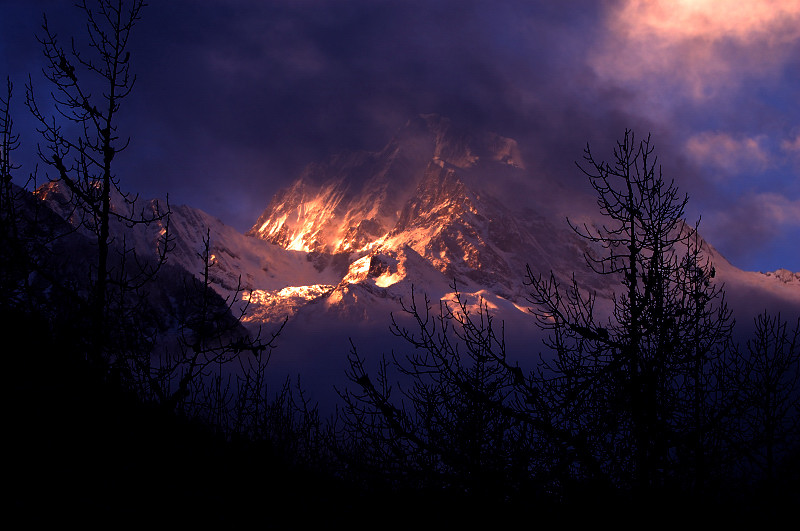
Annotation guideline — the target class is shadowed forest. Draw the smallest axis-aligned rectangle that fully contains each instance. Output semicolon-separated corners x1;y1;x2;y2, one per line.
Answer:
4;1;799;524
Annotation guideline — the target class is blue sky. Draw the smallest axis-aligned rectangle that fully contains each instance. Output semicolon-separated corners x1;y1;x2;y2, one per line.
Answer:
1;0;799;272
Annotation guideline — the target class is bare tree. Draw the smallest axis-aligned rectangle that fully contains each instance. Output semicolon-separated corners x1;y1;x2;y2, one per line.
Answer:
339;283;557;502
0;77;64;316
342;130;741;507
0;77;24;305
524;130;735;496
733;312;800;494
25;0;170;368
20;1;301;452
131;229;286;421
1;78;19;221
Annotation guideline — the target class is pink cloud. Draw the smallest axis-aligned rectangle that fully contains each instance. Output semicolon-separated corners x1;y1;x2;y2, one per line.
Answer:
781;134;800;154
742;192;800;229
615;0;800;42
753;193;800;226
591;0;800;102
685;131;770;176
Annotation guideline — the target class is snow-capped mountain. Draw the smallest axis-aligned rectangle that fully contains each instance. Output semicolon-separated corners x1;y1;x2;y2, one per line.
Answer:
35;114;800;354
248;114;524;254
245;114;619;325
30;114;800;408
244;114;800;328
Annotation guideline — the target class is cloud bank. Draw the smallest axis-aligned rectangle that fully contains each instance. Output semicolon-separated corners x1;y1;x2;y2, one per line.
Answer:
1;0;798;271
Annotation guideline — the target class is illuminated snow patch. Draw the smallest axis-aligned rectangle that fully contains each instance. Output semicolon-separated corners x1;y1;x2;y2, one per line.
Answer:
243;284;334;306
343;255;371;284
240;284;335;323
441;290;535;317
375;271;404;288
286;233;309;252
512;301;536;315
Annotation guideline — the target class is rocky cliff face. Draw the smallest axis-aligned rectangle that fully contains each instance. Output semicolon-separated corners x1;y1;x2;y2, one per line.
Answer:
247;114;525;253
242;114;617;324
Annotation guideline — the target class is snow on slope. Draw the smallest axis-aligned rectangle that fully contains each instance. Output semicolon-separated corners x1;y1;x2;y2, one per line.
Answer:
246;113;800;343
246;114;618;329
247;114;526;255
35;181;343;325
139;204;348;324
31;116;800;410
35;114;800;347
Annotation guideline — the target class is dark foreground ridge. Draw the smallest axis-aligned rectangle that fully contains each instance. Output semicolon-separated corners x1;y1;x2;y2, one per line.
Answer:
8;306;797;526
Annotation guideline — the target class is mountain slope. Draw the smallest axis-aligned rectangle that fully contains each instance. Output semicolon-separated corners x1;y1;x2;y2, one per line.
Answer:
30;115;800;410
244;114;800;339
248;114;525;254
35;115;800;335
246;115;613;323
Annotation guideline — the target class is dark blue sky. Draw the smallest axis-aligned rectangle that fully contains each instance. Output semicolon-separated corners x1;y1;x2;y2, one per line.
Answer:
2;0;799;272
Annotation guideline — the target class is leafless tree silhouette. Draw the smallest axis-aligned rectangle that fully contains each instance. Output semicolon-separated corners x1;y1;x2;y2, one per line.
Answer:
524;130;736;498
732;312;800;495
339;283;544;502
25;0;170;371
133;229;286;420
342;131;760;509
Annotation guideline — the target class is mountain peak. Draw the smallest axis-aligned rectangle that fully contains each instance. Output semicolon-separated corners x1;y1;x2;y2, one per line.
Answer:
248;115;526;255
398;113;525;171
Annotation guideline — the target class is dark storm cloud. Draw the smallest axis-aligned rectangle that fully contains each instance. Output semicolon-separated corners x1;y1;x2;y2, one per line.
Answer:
2;0;650;226
114;0;628;225
2;0;799;271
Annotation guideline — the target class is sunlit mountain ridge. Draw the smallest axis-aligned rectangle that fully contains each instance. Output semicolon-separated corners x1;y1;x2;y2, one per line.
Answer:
31;115;800;409
36;115;800;348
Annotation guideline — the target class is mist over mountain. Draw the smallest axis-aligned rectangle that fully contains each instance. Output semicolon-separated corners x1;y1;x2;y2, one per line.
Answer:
34;115;800;406
245;114;799;320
